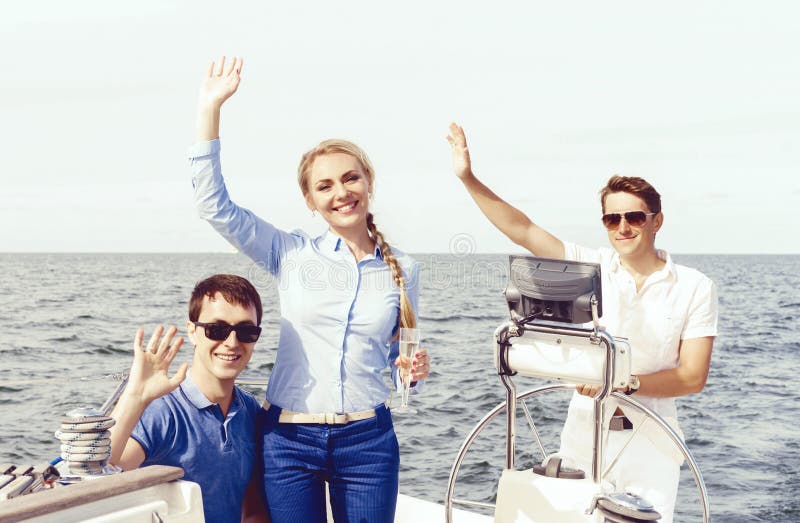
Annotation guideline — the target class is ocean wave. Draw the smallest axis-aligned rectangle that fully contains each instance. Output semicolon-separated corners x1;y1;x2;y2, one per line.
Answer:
93;344;131;355
684;436;715;447
421;313;503;322
0;386;23;394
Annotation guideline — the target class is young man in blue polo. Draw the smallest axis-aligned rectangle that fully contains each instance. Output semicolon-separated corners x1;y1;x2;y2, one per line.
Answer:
109;274;267;523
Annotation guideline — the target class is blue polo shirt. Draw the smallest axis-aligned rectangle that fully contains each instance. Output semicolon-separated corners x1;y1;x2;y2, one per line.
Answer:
131;372;261;523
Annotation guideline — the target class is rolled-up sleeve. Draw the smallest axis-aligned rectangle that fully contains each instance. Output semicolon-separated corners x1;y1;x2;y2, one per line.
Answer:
682;277;719;340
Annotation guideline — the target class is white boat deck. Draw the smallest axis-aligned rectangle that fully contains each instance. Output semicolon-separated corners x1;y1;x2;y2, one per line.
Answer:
395;493;492;522
0;467;494;523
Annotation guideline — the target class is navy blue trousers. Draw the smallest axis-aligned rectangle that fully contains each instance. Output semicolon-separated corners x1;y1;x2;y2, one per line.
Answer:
261;404;399;523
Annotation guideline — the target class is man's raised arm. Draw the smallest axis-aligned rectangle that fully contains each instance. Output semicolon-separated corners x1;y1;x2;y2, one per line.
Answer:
447;122;565;259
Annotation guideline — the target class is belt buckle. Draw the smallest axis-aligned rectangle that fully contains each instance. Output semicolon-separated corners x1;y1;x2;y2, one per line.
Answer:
324;413;339;424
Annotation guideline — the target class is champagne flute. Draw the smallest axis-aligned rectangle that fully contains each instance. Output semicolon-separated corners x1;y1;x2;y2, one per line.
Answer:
393;327;420;414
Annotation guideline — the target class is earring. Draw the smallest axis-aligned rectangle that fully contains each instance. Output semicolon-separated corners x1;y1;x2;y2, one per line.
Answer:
311;210;317;217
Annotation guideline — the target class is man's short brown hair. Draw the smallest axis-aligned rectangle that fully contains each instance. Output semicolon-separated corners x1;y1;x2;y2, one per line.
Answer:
188;274;262;324
599;175;662;214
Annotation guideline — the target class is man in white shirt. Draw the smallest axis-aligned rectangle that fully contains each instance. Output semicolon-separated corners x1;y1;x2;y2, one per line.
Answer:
447;123;718;522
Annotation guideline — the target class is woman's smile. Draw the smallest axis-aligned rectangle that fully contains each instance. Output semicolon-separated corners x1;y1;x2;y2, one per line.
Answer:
333;200;358;213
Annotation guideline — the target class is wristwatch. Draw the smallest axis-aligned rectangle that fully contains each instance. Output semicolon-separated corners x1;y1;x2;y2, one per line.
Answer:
624;375;640;395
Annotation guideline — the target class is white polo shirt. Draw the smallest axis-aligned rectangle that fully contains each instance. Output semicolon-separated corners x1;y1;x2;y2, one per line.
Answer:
562;242;719;425
557;244;718;519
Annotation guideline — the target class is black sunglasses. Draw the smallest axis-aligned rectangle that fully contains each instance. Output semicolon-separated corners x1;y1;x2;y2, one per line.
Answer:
193;321;262;343
601;211;656;230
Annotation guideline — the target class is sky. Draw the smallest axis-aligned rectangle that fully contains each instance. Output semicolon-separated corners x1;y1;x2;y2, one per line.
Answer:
2;1;799;254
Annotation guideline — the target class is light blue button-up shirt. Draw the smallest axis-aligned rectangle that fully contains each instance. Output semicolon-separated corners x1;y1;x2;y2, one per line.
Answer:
189;139;421;413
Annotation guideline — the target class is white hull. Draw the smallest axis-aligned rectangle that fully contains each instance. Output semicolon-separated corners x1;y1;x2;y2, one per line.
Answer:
395;493;491;522
0;467;204;523
1;466;491;523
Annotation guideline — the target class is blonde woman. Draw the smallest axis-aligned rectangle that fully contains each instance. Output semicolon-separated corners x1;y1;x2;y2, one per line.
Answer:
189;57;430;523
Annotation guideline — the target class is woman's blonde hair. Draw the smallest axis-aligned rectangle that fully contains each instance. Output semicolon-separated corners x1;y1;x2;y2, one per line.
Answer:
297;139;417;329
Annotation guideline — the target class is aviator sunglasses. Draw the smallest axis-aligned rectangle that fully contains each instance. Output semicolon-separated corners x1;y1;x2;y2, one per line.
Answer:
193;321;262;343
601;211;657;230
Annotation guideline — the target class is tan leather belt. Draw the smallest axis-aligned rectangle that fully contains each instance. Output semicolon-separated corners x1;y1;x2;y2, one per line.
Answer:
262;400;383;425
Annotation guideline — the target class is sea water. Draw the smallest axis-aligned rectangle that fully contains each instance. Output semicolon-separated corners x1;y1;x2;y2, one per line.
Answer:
1;253;798;522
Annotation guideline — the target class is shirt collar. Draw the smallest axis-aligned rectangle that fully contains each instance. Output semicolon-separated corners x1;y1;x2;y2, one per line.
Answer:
318;229;342;252
654;249;677;281
608;249;676;281
179;370;214;410
180;369;242;415
318;229;382;260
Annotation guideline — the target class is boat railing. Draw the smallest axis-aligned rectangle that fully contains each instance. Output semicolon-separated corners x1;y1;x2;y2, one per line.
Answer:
0;465;186;523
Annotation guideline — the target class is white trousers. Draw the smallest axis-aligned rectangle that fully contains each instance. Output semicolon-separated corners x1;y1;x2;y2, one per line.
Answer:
559;398;681;523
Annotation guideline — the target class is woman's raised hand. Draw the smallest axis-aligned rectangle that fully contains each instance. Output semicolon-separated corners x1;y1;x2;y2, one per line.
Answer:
198;56;243;110
195;56;243;141
446;122;473;180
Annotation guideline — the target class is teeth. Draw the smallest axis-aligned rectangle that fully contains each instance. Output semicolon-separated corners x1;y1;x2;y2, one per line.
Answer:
337;202;356;212
215;354;240;361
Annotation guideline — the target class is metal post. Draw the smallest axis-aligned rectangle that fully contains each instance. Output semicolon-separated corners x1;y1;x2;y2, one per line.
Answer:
500;374;517;469
591;330;616;484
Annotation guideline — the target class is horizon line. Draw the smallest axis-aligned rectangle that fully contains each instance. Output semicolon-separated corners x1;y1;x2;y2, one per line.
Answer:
1;251;797;256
